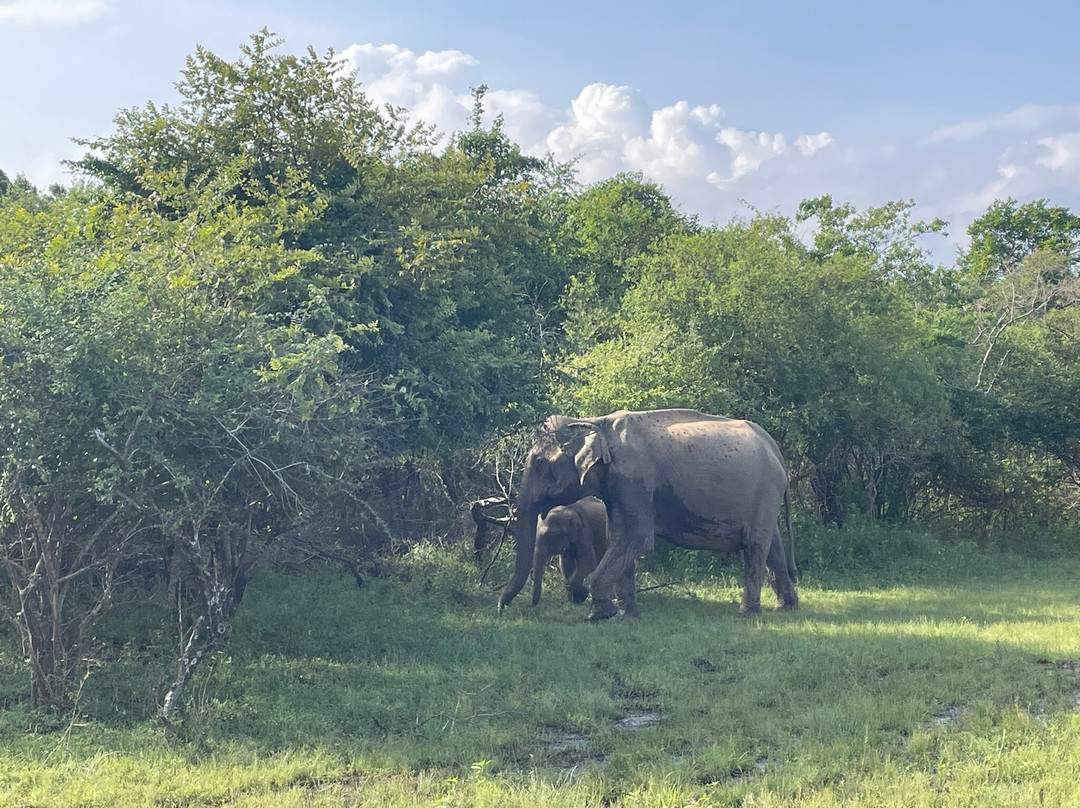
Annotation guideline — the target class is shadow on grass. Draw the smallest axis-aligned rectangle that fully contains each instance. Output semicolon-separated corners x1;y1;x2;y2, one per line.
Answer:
85;560;1076;777
6;552;1079;791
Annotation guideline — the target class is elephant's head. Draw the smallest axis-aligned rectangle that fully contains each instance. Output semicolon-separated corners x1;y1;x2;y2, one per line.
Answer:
498;417;610;612
531;507;567;607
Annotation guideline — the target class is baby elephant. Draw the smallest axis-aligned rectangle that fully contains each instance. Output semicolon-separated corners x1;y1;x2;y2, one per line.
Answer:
531;497;609;606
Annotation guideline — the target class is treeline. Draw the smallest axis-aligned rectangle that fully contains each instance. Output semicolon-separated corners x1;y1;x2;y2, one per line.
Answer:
1;33;1078;714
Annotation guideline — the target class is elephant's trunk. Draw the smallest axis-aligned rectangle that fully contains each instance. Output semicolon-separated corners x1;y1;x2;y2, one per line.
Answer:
498;505;538;612
531;539;549;606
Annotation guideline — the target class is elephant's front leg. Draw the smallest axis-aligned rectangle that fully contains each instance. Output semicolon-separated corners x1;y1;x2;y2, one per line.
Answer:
615;560;638;618
584;551;621;621
587;500;651;621
561;551;589;604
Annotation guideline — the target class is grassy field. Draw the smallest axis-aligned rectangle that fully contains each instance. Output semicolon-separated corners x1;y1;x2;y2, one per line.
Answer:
3;528;1080;806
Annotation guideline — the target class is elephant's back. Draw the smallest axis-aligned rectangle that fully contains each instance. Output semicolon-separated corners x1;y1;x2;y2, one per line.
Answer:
577;496;608;524
634;415;786;490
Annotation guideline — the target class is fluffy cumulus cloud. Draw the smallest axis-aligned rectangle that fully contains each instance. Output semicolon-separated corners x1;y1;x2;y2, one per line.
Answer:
174;41;1080;249
540;83;833;203
337;43;480;135
1037;132;1080;174
795;132;834;157
0;0;113;25
338;45;840;225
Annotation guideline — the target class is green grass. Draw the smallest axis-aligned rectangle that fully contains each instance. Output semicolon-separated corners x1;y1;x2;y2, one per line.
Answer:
3;531;1080;806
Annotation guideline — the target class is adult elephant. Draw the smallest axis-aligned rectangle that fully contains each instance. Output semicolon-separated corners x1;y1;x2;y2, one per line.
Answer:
532;497;618;607
498;409;798;621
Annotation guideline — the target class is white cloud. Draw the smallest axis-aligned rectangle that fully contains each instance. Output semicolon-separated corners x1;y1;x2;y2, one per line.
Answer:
925;104;1080;144
332;45;845;225
337;43;479;135
795;132;834;157
1036;132;1080;174
709;128;788;188
946;133;1080;219
544;86;734;185
624;101;725;180
546;83;649;160
0;0;113;25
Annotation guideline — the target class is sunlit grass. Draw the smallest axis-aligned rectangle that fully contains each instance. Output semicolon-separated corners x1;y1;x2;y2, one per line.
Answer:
3;534;1080;806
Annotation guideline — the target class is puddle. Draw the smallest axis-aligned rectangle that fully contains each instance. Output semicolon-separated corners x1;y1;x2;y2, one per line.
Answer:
933;705;962;725
615;709;662;731
541;708;663;775
547;731;591;754
1058;661;1080;708
1034;659;1080;711
544;730;605;775
755;758;783;775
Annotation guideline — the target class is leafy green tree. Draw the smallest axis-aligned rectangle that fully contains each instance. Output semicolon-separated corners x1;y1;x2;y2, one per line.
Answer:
557;212;958;525
953;200;1080;529
963;198;1080;280
0;184;146;710
0;31;584;713
76;34;568;463
0;161;386;714
797;194;949;298
559;173;695;351
67;34;578;564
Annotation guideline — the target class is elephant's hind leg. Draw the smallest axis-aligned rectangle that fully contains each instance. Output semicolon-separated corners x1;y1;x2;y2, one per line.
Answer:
739;534;769;616
766;530;799;610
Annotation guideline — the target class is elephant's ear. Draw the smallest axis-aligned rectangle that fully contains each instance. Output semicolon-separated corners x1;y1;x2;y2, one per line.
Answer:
574;429;610;487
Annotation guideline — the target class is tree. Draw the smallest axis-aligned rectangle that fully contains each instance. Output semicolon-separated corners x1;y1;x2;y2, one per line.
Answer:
558;173;695;351
556;211;959;525
8;32;580;714
954;200;1080;527
963;198;1080;280
797;194;949;298
77;34;573;471
0;184;150;710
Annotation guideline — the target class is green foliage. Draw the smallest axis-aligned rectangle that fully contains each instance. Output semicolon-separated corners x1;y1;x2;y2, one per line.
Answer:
947;201;1080;526
962;197;1080;279
559;173;695;352
0;32;583;712
797;194;948;292
557;212;960;525
73;32;567;461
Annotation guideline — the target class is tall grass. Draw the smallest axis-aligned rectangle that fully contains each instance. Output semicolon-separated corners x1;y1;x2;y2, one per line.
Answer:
3;527;1080;805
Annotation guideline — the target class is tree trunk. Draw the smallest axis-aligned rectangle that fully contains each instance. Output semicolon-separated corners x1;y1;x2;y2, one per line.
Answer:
158;522;244;722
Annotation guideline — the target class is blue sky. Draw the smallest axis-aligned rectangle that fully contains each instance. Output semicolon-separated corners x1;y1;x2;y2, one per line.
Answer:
4;0;1080;259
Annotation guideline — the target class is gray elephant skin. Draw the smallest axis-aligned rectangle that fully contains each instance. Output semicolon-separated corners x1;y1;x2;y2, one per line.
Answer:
531;497;609;607
499;409;798;621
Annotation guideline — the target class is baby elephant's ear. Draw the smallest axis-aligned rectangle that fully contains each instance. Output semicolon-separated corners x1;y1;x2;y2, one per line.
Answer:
574;430;610;486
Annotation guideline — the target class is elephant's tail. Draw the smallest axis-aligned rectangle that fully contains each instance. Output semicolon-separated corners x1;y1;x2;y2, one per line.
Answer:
784;485;798;581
